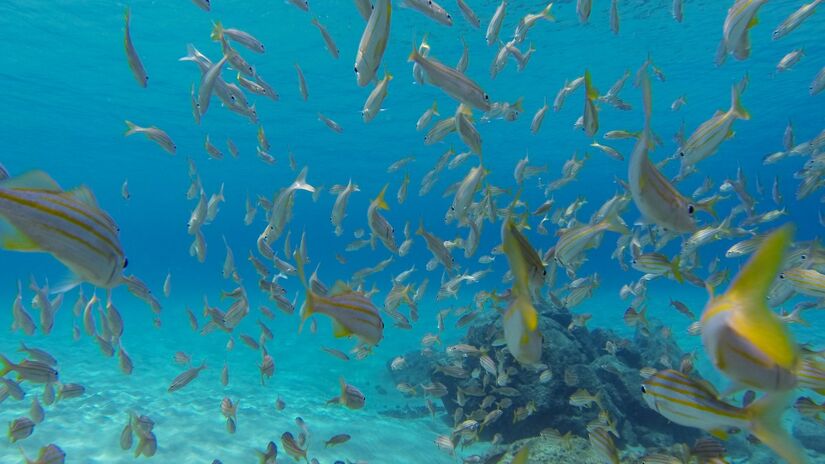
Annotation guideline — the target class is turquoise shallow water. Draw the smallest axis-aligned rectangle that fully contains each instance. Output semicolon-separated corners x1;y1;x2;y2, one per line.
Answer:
0;0;824;462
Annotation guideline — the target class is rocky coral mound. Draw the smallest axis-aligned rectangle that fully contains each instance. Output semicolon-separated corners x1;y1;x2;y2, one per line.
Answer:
389;301;701;450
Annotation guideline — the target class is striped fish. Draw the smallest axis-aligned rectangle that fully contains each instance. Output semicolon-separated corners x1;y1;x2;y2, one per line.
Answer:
281;432;308;463
0;171;127;289
296;251;383;346
677;84;750;172
588;427;619;464
779;268;825;298
719;0;768;64
642;369;808;464
554;213;628;270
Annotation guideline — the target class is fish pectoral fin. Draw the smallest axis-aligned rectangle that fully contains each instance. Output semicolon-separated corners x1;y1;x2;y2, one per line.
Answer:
0;170;61;191
726;129;735;140
332;320;352;338
0;222;38;251
329;280;352;296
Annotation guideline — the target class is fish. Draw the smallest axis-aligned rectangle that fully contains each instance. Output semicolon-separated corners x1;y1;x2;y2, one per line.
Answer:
362;71;392;123
324;433;351;447
0;171;132;291
772;0;823;40
456;0;479;28
331;179;359;236
211;21;265;53
123;7;148;87
310;18;339;59
628;72;715;233
582;70;599;136
642;369;807;464
355;0;392;86
168;362;206;392
124;120;176;155
717;0;768;64
486;1;507;46
408;44;491;111
256;441;278;464
8;417;35;442
296;252;384;346
678;84;750;172
531;98;549;134
21;443;66;464
701;224;800;392
318;113;343;133
500;220;543;365
281;432;308;463
197;54;229;117
588;427;618;464
402;0;453;26
778;268;825;298
327;377;366;409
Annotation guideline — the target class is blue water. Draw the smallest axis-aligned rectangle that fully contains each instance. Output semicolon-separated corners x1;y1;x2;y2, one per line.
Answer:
0;0;823;462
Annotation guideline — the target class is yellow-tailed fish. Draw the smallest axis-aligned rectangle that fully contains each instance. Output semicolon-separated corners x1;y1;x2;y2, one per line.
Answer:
355;0;392;86
296;251;384;346
583;70;599;136
628;70;715;233
0;171;128;290
701;224;801;392
408;44;491;111
642;369;808;464
718;0;768;65
501;220;542;365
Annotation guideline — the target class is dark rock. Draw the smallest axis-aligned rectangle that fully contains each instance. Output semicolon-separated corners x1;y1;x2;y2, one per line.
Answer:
389;301;702;449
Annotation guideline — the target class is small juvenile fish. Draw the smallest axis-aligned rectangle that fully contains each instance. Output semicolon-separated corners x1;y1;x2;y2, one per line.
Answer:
124;120;176;155
18;343;57;366
295;63;309;100
321;347;350;361
311;18;339;59
327;377;366;409
325;433;351;447
456;0;479;28
318;113;343;133
281;432;307;462
772;0;823;40
486;1;507;46
168;362;206;392
123;7;148;87
417;101;439;131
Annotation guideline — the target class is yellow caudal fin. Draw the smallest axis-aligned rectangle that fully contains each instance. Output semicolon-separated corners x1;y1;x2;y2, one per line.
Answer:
728;224;793;302
730;83;751;120
671;255;684;283
210;20;224;41
748;391;810;464
373;184;390;210
584;70;598;101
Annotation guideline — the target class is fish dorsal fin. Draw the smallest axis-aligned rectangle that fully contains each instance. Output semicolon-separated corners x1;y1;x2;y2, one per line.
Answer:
0;170;61;191
329;280;352;296
63;185;100;209
728;224;792;301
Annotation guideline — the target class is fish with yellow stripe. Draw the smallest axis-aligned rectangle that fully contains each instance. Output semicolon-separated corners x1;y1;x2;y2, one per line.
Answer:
642;369;808;464
677;84;750;177
628;67;717;233
701;224;801;393
295;250;384;346
500;219;543;365
778;267;825;299
0;170;128;290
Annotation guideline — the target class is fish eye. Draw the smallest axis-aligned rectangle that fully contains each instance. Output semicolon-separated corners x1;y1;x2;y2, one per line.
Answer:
631;259;637;264
484;94;490;101
354;66;358;74
687;204;695;215
640;385;647;394
779;273;785;279
678;151;685;157
800;254;807;260
123;258;129;269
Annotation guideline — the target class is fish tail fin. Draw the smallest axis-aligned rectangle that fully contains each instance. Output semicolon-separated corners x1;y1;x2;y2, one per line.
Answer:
124;6;131;25
730;83;750;120
124;120;138;136
374;184;390;210
210;20;223;41
407;39;420;63
602;211;629;235
584;70;598;101
748;391;809;464
671;255;684;283
513;97;524;112
0;353;12;376
541;3;555;20
432;100;439;116
416;219;425;236
292;167;315;193
729;224;793;301
697;195;720;219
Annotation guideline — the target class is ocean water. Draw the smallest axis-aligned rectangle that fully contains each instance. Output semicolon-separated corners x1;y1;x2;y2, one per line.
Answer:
0;0;824;462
